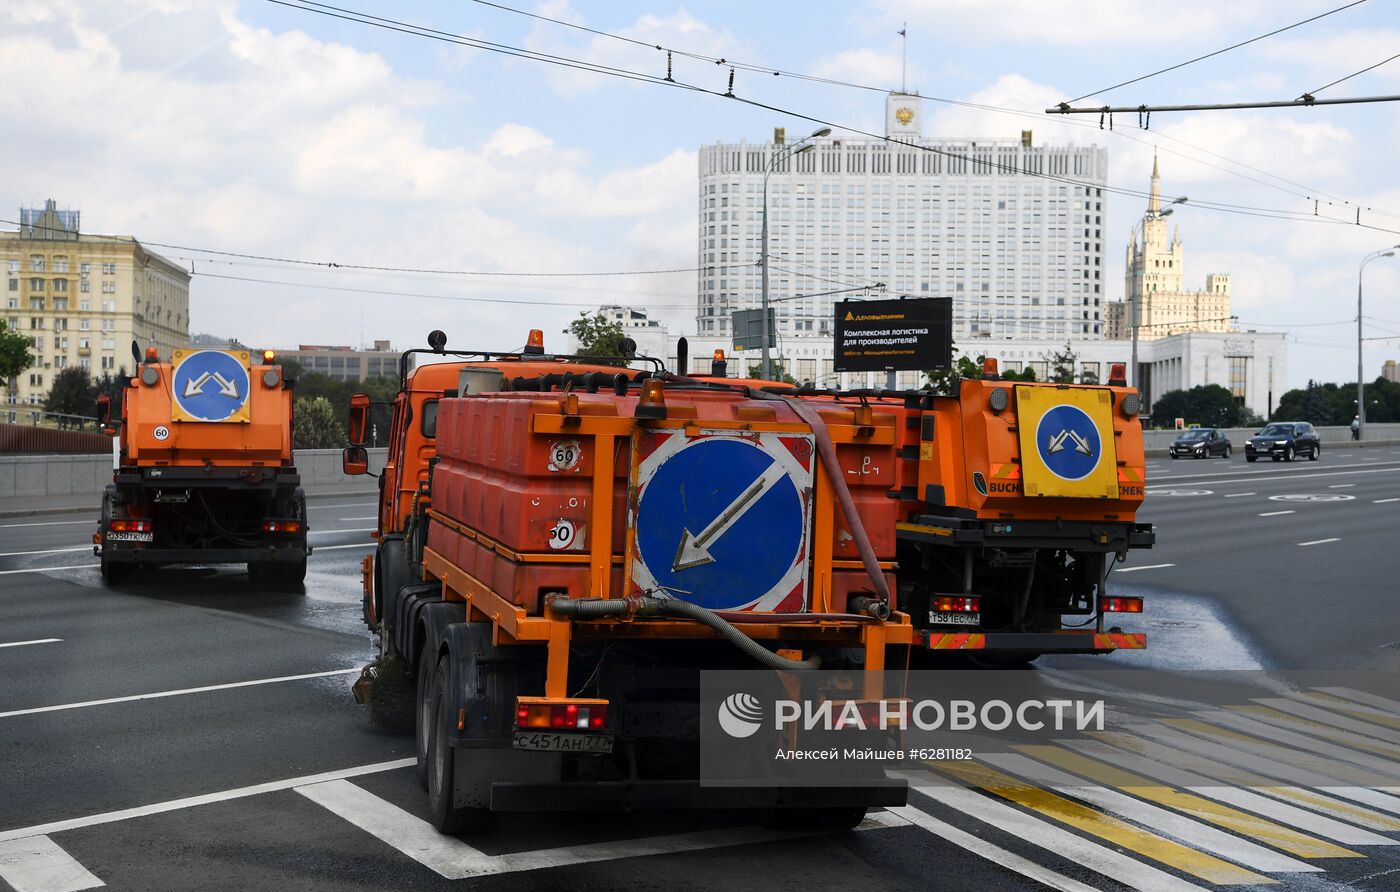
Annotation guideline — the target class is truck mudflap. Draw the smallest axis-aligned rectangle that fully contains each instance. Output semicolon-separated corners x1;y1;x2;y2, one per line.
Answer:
921;631;1147;653
898;517;1155;551
486;778;908;812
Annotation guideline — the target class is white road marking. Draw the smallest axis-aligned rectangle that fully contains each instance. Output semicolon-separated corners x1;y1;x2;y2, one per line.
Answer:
888;805;1102;892
0;759;415;844
0;520;92;529
1223;492;1255;498
0;547;91;558
1252;698;1400;746
299;779;865;879
1327;483;1355;488
1135;724;1400;816
0;639;62;650
906;773;1209;892
338;516;378;521
1193;710;1400;780
309;529;372;536
978;752;1317;872
0;835;103;892
0;668;359;720
1146;465;1400;489
0;565;98;577
312;543;376;552
1315;686;1400;714
1061;737;1400;845
1375;497;1400;504
307;501;377;510
1114;563;1175;573
1297;538;1340;546
1258;510;1294;517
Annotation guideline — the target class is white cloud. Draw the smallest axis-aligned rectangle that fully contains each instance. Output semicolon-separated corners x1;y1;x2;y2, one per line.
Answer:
861;0;1322;45
811;47;922;90
0;2;701;351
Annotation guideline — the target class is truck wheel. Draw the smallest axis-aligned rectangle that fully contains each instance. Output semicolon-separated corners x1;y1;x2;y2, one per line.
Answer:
761;807;866;831
415;641;436;790
100;557;128;586
427;656;492;834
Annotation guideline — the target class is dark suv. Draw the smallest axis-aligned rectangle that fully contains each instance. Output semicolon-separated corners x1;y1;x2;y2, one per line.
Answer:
1245;422;1320;462
1170;428;1232;459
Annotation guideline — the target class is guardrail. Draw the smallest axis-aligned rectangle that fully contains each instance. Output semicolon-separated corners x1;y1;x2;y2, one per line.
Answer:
0;448;386;499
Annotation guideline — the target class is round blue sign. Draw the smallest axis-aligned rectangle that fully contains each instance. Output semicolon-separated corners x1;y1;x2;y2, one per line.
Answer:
635;437;804;610
1035;404;1102;481
172;351;251;422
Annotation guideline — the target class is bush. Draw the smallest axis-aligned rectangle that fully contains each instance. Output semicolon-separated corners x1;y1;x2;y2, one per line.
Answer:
292;396;346;449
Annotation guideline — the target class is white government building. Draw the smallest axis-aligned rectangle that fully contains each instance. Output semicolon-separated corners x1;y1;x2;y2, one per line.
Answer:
571;93;1286;417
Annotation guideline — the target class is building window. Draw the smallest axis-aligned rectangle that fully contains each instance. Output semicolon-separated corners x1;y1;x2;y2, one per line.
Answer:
29;278;44;291
101;355;115;370
1228;356;1248;400
101;262;116;275
79;319;90;331
80;262;90;276
6;260;18;273
79;280;90;293
101;282;116;294
29;373;43;387
30;255;44;272
7;279;15;292
53;256;68;273
53;279;67;293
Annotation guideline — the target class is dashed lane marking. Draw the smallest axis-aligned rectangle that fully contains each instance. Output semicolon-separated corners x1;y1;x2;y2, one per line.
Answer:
312;543;375;552
337;516;378;521
0;835;103;892
0;520;93;529
0;668;360;720
1298;538;1340;547
0;547;90;559
1328;483;1356;488
0;639;62;650
1114;563;1175;573
1223;492;1256;498
1258;510;1295;517
1376;498;1400;503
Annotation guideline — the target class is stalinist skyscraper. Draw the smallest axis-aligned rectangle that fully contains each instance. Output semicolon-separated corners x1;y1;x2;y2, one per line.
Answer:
1106;156;1232;340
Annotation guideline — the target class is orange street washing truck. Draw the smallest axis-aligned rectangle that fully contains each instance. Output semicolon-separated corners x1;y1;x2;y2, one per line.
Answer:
344;330;1154;834
345;331;911;832
93;344;308;588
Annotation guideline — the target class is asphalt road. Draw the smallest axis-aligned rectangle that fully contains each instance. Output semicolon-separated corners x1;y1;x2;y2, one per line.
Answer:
2;464;1399;891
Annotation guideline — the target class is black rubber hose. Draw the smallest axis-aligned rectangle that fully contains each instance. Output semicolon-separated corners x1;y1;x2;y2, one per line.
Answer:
548;596;821;670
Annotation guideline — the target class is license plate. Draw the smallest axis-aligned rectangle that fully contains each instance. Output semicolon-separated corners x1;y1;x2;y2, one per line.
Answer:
513;731;614;753
106;531;153;543
929;611;979;626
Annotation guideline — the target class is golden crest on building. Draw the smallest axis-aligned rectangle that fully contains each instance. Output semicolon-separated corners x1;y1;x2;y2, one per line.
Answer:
895;106;914;125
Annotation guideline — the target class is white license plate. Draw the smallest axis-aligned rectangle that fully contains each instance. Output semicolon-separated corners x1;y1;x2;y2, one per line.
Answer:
930;611;980;626
513;731;614;753
106;531;153;543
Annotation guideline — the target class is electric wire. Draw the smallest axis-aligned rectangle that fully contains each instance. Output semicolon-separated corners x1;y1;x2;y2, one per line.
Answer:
1306;50;1400;96
1063;0;1370;103
271;0;1400;237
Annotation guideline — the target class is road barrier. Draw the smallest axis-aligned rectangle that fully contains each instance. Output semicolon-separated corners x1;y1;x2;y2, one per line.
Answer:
0;448;385;500
1142;423;1400;455
0;423;110;455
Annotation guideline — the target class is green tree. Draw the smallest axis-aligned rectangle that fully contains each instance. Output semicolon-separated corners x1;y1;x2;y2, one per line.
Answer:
564;312;629;366
923;348;983;395
93;369;129;407
1149;384;1250;429
1002;365;1038;382
44;367;95;422
292;396;346;449
0;319;33;386
1043;341;1078;384
745;361;799;384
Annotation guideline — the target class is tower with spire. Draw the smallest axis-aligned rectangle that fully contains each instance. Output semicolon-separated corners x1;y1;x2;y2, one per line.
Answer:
1107;154;1231;340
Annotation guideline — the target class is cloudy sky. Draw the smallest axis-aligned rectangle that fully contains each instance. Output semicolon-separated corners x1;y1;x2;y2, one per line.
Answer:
3;0;1398;389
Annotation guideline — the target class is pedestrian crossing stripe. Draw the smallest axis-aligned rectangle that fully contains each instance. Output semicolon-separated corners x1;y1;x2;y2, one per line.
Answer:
925;760;1275;885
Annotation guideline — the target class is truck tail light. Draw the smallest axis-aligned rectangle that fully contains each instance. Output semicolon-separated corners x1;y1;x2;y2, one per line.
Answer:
109;519;152;533
262;520;302;533
1103;596;1143;613
933;595;980;613
515;697;608;730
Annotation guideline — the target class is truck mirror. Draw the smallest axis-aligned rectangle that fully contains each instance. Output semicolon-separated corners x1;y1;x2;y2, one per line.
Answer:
347;392;370;445
342;445;369;476
96;394;110;424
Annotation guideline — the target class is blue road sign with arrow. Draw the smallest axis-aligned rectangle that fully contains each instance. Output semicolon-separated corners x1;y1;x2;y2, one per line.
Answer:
631;432;812;611
171;350;252;423
1035;403;1102;481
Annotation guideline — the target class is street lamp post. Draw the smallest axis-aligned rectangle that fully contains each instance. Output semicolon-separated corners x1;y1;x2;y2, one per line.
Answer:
1357;246;1399;440
761;127;830;381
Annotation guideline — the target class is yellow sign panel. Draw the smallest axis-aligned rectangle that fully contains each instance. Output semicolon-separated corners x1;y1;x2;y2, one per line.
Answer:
1014;386;1119;499
170;349;253;423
